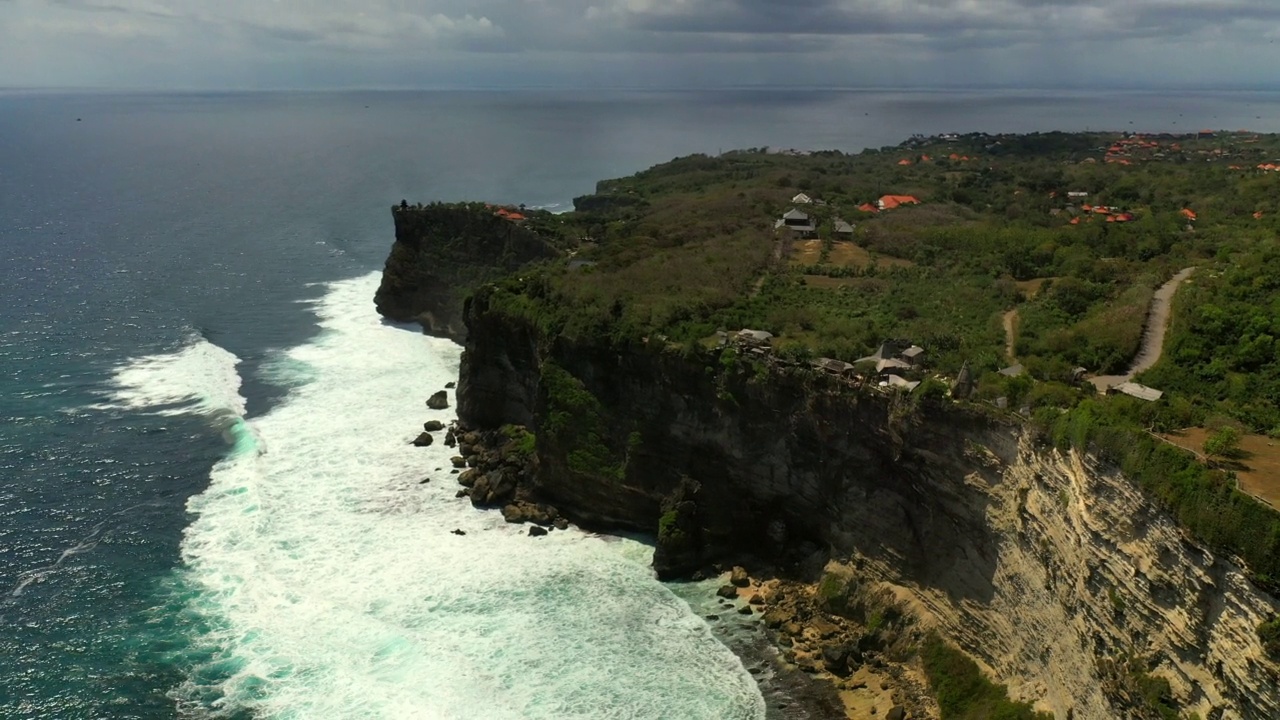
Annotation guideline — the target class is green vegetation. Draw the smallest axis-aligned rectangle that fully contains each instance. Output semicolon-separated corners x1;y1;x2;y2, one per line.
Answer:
657;509;686;546
540;361;624;480
500;424;537;457
1259;618;1280;661
1102;653;1187;720
1202;426;1242;460
1043;400;1280;589
1140;238;1280;432
921;634;1052;720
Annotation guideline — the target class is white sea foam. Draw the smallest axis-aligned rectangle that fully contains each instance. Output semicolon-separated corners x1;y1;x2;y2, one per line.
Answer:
174;272;766;719
98;335;247;422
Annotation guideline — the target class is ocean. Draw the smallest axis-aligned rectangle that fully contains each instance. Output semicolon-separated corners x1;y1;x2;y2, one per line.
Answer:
3;88;1280;719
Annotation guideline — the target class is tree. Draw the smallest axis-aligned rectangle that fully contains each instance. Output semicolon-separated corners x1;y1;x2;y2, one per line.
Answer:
1203;426;1242;460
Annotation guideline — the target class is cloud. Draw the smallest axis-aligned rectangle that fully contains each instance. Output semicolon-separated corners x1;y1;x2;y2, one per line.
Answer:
0;0;1278;88
605;0;1280;41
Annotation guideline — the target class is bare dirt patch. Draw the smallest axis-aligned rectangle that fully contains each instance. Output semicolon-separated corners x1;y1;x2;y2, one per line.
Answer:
1002;309;1019;360
1161;428;1280;507
790;239;823;265
790;240;915;269
829;242;914;269
1015;277;1054;298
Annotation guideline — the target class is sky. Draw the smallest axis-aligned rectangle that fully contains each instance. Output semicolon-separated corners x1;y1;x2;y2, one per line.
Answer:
2;0;1279;90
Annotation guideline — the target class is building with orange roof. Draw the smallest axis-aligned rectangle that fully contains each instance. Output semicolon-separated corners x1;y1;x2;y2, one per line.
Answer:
857;203;880;214
1180;208;1197;221
897;159;912;166
878;195;921;211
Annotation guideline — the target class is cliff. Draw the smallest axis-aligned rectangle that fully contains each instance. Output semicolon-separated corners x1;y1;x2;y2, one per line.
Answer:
455;291;1280;720
374;204;560;340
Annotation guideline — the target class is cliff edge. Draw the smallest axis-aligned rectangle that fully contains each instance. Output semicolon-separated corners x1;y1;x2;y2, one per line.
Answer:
374;203;560;340
452;292;1280;720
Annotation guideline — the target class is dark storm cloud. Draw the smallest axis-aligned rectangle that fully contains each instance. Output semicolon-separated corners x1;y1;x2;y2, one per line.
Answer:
0;0;1278;88
612;0;1280;41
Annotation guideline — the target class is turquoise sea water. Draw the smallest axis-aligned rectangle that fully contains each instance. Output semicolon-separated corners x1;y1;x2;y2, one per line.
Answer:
4;89;1280;718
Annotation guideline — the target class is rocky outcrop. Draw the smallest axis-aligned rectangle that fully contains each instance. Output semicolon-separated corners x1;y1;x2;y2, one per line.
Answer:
453;295;1280;719
374;204;560;340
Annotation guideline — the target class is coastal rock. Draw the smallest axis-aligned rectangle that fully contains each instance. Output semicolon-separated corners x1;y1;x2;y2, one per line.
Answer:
444;430;456;447
469;469;517;507
451;529;466;536
737;605;754;615
885;705;905;720
552;517;569;530
411;432;434;447
426;390;449;409
501;501;558;526
821;645;853;676
762;608;792;629
730;566;750;587
528;525;548;537
450;456;467;468
445;381;456;389
717;584;739;599
457;469;479;488
423;420;446;432
748;593;764;605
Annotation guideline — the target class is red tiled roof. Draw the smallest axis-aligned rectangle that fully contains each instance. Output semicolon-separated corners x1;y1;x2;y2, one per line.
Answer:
878;195;920;210
897;159;912;166
857;203;880;213
1180;208;1197;220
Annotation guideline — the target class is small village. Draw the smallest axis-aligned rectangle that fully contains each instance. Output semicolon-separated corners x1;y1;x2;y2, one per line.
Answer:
765;183;1177;410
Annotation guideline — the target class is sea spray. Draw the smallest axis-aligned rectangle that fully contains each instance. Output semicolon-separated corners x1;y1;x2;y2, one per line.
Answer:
163;272;766;719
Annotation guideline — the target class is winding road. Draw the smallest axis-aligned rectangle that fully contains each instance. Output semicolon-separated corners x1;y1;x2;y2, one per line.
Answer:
1088;267;1197;393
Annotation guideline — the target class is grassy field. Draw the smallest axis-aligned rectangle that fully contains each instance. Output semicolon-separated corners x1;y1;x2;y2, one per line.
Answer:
1160;428;1280;508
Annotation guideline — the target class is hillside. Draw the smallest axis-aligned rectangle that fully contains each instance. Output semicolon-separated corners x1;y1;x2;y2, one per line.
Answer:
379;131;1280;719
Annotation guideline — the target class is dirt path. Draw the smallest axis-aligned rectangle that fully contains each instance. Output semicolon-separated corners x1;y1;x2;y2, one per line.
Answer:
1002;309;1018;361
1089;267;1196;393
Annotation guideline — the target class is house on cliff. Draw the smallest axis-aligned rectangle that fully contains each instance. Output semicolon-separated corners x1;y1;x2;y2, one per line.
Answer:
857;341;925;376
878;195;920;211
1110;382;1163;402
779;208;817;239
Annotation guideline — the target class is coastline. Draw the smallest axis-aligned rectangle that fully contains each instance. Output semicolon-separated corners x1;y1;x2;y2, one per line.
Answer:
443;420;870;718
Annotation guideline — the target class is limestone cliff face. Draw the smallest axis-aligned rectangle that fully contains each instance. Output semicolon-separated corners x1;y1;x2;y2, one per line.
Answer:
374;205;560;340
864;438;1280;720
455;298;1280;720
